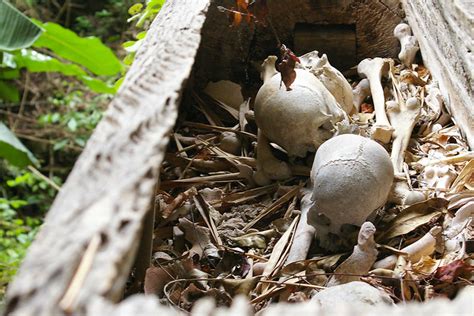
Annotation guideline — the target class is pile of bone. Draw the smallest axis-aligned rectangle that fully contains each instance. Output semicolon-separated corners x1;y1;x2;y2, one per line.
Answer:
248;22;473;305
203;21;472;308
253;22;426;242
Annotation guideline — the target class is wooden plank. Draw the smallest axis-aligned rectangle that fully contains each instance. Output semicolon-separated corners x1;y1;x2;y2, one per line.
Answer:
402;0;474;149
4;1;211;315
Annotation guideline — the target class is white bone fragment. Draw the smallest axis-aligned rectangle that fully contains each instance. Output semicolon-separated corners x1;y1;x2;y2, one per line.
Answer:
443;201;474;259
299;51;354;114
387;97;421;175
394;23;419;68
204;80;244;110
357;58;394;143
253;130;292;186
327;222;378;286
388;177;426;206
352;79;370;113
218;131;241;155
373;226;441;270
423;164;457;195
311;281;394;308
254;56;346;184
284;190;316;265
307;134;393;250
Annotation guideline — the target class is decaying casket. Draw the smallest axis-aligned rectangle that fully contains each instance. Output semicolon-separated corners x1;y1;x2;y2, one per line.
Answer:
4;1;473;315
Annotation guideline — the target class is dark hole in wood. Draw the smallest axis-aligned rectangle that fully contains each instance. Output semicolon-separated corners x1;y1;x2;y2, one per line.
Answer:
293;23;356;70
118;219;131;233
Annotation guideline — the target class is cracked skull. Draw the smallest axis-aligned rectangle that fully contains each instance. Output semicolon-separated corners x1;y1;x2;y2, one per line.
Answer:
307;134;394;250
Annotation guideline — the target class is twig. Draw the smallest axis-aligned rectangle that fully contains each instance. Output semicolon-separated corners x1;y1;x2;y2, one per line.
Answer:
12;73;30;131
59;234;101;313
27;165;61;191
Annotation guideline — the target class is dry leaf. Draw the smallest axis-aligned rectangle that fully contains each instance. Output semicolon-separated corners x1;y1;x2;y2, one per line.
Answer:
378;198;447;241
411;255;440;277
277;45;300;91
434;259;474;283
221;277;260;296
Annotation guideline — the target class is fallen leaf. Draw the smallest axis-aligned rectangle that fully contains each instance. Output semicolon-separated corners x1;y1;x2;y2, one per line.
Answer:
360;102;374;113
221;277;260;296
411;256;440;277
248;0;269;25
378;198;447;241
277;45;300;91
434;259;474;283
235;0;249;10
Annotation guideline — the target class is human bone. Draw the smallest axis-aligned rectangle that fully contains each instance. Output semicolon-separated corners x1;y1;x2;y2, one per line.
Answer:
253;55;346;184
299;51;354;114
394;23;420;67
218;131;241;155
357;58;394;143
388;177;426;206
373;226;441;270
423;164;457;194
327;222;378;286
352;78;370;113
307;134;394;250
311;281;394;308
387;97;421;175
204;80;244;110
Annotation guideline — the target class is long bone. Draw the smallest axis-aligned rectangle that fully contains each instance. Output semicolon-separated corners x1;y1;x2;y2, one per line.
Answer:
352;78;370;113
373;226;441;270
387;97;421;175
386;97;427;205
357;58;394;143
394;23;419;68
299;51;354;114
327;222;378;286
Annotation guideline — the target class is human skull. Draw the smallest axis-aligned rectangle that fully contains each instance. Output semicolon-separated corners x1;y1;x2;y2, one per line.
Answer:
254;55;347;158
307;134;394;250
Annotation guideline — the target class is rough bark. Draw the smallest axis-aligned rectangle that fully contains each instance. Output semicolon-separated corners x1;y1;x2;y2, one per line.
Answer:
5;1;211;315
402;0;474;149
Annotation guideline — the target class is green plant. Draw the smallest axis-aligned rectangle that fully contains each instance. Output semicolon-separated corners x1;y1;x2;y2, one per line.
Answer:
38;91;107;150
0;162;61;297
121;0;165;66
0;0;122;168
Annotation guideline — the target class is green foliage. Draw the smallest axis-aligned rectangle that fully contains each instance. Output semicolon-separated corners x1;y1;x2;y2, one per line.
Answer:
38;91;107;150
0;81;20;102
0;164;60;293
3;49;117;93
0;0;42;51
0;197;39;291
117;0;165;85
32;20;123;76
0;122;38;168
127;0;165;28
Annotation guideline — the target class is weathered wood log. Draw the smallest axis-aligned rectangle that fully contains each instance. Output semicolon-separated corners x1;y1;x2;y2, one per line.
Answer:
5;1;211;315
402;0;474;149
